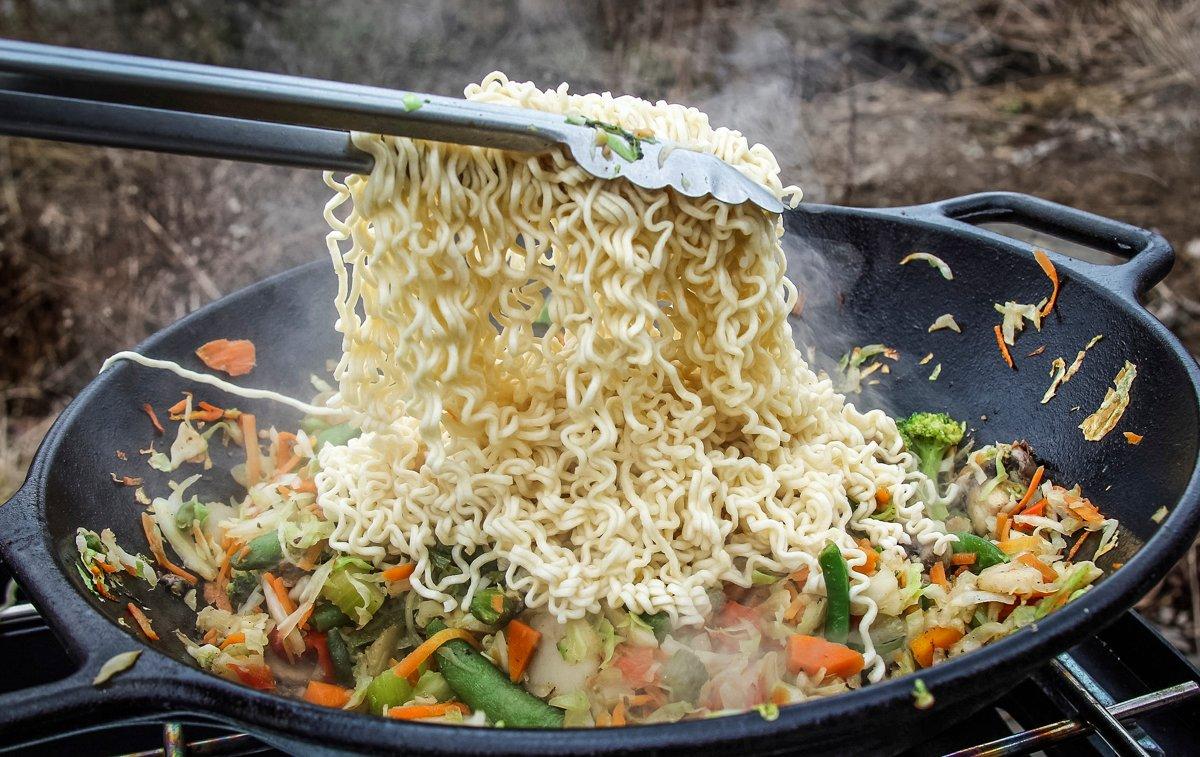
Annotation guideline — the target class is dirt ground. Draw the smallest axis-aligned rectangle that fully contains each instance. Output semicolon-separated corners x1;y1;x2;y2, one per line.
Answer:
2;0;1199;656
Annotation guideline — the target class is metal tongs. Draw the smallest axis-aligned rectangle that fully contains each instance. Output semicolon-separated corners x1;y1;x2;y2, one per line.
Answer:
0;39;784;213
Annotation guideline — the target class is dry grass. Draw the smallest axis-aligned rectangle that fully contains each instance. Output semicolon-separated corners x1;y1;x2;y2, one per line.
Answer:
1;0;1199;656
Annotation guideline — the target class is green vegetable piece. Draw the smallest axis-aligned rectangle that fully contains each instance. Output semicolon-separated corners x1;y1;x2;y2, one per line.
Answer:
638;611;671;642
661;648;708;703
321;564;385;621
83;531;104;553
326;628;355;687
413;670;454;702
819;542;851;644
316;423;359;448
426;619;564;728
362;625;403;678
226;571;259;608
951;532;1010;572
564;114;587;126
605;131;638;162
341;597;406;649
299;416;328;435
751;569;781;586
470;587;521;627
1035;564;1092;619
231;532;282;571
897;411;966;514
367;668;414;715
175;497;209;530
402;93;423;112
912;678;935;709
310;602;353;632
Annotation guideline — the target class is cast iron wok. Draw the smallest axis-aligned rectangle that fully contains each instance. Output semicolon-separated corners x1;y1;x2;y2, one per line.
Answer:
1;192;1197;755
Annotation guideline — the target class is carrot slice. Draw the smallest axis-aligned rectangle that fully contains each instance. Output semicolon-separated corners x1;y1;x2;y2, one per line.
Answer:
220;631;246;650
786;634;865;678
392;628;477;679
853;538;879;576
950;552;977;566
387;702;469;720
381;564;415;582
1123;432;1143;445
1034;250;1060;317
994;325;1015;369
195;338;256;377
506;619;542;682
930;561;949;589
995;513;1011;541
875;487;891;507
141;403;164;435
910;626;963;668
126;603;159;641
303;680;351;709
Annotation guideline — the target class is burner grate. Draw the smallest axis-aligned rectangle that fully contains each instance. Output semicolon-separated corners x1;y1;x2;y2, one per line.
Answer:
1;595;1197;756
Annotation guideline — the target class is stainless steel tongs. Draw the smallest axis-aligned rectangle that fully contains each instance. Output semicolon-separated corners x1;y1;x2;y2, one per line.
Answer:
0;39;784;213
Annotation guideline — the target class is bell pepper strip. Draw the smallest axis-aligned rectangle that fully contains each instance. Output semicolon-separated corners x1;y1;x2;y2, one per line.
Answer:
381;563;415;582
818;542;851;643
505;619;541;682
425;619;563;728
786;634;865;679
303;680;352;709
951;532;1010;572
306;631;335;679
994;325;1015;369
195;338;256;377
387;702;470;720
1034;250;1060;317
393;627;478;680
228;662;275;691
126;603;159;641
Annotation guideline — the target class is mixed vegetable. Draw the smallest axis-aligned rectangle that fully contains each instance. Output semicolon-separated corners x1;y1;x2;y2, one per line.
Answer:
80;394;1119;728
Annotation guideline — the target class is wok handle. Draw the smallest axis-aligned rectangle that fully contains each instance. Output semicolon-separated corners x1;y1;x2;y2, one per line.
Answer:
930;191;1174;297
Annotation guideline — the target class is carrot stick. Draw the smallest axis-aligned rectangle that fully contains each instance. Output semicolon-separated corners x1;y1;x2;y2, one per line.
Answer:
1034;250;1060;317
295;479;318;494
1067;531;1089;561
996;513;1011;542
142;403;165;435
240;413;262;486
930;561;949;589
220;631;246;649
392;628;478;679
1017;553;1058;583
994;325;1015;369
1015;466;1045;512
381;563;415;582
1020;498;1048;518
167;396;190;416
386;702;469;720
264;572;296;615
303;680;351;709
852;538;879;575
126;603;159;641
610;700;626;727
506;619;542;682
191;401;224;422
275;432;298;468
140;512;198;585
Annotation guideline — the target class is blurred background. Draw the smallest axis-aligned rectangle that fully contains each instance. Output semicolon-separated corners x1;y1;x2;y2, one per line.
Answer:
1;0;1198;656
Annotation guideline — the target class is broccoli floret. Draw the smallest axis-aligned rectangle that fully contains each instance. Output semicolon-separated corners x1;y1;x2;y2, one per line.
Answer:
897;412;965;489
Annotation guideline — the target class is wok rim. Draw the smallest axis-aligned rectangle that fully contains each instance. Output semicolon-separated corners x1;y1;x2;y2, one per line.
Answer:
4;193;1200;754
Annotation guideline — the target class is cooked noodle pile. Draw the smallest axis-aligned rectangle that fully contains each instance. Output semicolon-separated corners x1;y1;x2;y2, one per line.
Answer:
315;74;950;673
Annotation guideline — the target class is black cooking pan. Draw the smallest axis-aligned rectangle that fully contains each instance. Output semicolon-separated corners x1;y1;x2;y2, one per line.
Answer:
1;192;1197;755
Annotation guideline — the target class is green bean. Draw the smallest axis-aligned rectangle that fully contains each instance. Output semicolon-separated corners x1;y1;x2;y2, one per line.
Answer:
231;532;282;571
819;542;851;644
326;628;355;687
952;532;1010;572
425;619;563;728
310;602;353;632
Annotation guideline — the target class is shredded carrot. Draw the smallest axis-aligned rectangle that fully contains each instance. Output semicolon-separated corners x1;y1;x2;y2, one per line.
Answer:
393;628;477;679
996;513;1011;541
191;401;225;423
950;552;977;566
97;560;120;574
627;693;656;707
139;512;197;585
220;631;246;649
788;566;810;585
611;701;627;727
994;325;1015;369
783;592;806;622
240;413;262;486
770;687;790;706
298;604;314;630
195;338;256;377
264;572;296;615
381;563;415;582
1069;499;1105;526
1020;498;1048;518
167;396;190;416
141;403;165;435
387;702;469;720
506;619;542;683
303;680;352;709
1017;553;1058;583
294;478;317;494
1067;531;1090;561
204;580;233;612
930;561;949;589
295;543;324;572
1015;466;1045;511
853;538;879;575
1123;432;1143;445
203;627;220;644
275;432;298;468
1034;250;1060;317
